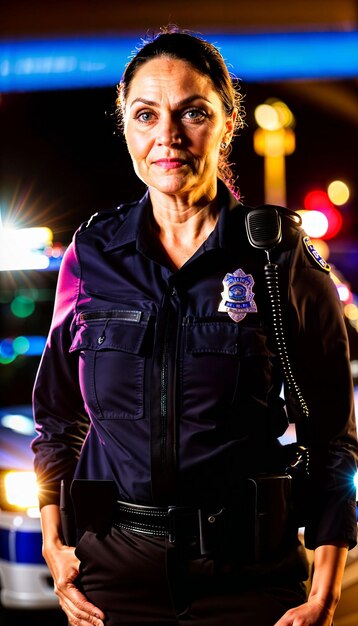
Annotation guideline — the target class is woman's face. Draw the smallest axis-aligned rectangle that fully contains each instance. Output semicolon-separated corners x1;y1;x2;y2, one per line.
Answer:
123;57;236;200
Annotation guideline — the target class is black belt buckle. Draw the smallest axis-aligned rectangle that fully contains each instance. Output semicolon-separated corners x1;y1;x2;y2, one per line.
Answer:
167;506;177;543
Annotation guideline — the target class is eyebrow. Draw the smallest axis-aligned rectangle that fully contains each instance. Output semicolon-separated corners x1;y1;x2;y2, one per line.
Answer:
129;94;213;108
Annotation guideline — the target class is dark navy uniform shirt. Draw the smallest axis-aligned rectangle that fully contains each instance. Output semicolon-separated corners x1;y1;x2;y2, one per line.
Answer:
32;184;358;550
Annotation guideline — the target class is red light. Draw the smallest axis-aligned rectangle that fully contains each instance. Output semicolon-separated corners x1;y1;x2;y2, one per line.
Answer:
321;206;343;239
303;189;343;239
304;190;332;211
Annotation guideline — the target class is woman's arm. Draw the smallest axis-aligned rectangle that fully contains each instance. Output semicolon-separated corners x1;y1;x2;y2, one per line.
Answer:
41;504;105;626
309;543;348;613
273;232;356;625
274;543;348;626
33;239;98;624
285;237;357;551
32;239;90;509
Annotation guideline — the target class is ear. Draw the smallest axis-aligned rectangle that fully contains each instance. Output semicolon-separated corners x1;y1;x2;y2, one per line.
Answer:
224;107;238;142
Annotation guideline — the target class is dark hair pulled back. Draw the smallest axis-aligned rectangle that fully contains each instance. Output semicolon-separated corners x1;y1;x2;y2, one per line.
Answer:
116;26;245;193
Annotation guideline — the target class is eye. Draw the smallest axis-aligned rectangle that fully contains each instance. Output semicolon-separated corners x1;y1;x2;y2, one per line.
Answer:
135;110;156;123
182;108;207;122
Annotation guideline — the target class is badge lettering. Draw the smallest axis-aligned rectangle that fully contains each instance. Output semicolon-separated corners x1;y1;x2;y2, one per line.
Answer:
218;268;257;322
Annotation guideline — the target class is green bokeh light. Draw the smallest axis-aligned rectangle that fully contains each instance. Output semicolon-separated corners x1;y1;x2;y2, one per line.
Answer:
13;336;30;355
0;355;16;365
10;295;35;318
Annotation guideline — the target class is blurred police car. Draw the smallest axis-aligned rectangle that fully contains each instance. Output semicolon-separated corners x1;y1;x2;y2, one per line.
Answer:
0;405;57;609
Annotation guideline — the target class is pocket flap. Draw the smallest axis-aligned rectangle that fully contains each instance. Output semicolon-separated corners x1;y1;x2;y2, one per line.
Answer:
185;320;239;355
185;319;271;357
70;310;151;354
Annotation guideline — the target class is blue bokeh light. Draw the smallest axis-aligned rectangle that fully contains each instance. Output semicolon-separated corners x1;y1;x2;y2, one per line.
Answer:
1;31;357;93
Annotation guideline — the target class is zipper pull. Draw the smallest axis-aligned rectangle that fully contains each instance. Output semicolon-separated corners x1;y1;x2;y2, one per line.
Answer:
97;319;109;345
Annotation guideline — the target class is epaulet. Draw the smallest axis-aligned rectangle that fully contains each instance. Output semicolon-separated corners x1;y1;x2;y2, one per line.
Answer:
301;234;331;273
78;205;126;232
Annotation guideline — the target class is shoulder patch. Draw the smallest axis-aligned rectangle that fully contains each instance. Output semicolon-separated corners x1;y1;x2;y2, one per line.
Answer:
302;236;331;273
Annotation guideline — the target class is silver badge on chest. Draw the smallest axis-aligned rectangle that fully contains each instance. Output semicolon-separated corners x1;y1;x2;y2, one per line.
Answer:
218;268;257;323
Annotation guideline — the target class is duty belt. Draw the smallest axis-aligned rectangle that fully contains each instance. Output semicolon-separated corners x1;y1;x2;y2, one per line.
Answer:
113;500;225;545
111;475;293;560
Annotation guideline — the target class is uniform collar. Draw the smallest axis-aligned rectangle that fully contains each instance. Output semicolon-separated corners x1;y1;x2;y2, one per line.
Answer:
103;191;150;252
103;182;240;254
204;182;240;251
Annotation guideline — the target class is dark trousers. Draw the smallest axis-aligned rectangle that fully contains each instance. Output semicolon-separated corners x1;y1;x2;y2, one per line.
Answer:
75;526;308;626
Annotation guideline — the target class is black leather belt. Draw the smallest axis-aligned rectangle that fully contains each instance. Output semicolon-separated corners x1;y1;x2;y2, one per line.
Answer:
113;475;292;556
113;500;210;543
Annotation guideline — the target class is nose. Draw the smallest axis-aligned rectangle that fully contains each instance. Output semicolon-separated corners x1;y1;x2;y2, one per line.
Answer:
155;113;181;146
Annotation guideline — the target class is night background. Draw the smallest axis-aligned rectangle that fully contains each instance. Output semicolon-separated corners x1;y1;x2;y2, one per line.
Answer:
1;78;357;246
0;2;358;624
1;77;358;406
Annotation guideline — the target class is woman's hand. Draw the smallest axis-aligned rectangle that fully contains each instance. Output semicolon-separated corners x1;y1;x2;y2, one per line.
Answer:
274;542;348;626
41;504;105;626
274;596;334;626
43;540;105;626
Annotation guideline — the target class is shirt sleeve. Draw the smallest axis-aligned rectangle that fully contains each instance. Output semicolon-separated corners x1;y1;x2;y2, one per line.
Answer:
286;235;358;549
32;233;90;508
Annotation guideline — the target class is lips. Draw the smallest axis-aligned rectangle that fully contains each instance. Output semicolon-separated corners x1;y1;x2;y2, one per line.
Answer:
153;158;187;170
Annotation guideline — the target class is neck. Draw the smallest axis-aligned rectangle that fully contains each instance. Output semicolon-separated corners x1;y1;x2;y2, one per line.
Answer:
149;181;218;238
148;184;220;269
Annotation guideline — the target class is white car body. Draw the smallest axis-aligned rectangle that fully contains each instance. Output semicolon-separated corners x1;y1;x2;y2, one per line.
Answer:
0;406;58;609
0;511;57;609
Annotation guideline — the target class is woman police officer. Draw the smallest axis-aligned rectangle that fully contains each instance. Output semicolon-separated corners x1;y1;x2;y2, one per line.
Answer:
32;28;357;626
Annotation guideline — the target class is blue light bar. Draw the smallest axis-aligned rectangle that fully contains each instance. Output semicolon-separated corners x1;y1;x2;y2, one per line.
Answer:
0;31;357;92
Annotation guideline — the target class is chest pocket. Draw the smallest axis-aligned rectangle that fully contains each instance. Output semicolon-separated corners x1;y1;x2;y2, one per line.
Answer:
182;318;273;409
70;310;151;420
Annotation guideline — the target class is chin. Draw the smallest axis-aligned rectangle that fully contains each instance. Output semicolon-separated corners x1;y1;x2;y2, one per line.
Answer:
149;174;195;196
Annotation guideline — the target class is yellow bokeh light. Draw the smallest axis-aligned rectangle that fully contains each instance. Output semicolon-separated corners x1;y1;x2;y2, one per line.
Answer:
269;100;295;128
4;471;39;508
312;238;330;261
327;180;350;206
254;104;281;131
344;303;358;321
253;127;295;158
